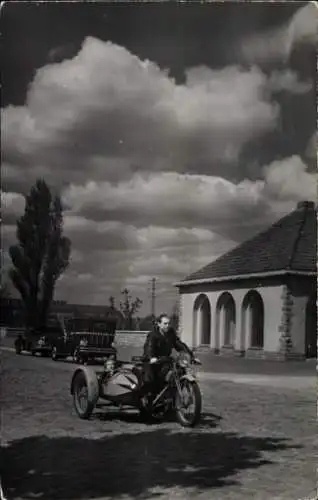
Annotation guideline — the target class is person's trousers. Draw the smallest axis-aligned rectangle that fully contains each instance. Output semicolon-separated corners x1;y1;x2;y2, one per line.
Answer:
142;362;171;395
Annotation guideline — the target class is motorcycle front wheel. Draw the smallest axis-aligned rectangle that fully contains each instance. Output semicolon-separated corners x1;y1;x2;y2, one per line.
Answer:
175;380;202;427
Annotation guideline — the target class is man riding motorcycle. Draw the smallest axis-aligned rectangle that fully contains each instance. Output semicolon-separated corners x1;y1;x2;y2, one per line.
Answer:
141;313;196;405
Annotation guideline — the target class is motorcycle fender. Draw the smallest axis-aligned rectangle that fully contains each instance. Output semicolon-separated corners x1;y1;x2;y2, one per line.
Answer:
180;374;196;383
70;366;99;401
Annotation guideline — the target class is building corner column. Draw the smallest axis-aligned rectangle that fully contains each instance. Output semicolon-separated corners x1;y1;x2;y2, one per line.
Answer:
177;291;183;338
278;285;293;359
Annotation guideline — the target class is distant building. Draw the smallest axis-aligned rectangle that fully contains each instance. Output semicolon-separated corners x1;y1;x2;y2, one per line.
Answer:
0;299;123;328
175;201;317;360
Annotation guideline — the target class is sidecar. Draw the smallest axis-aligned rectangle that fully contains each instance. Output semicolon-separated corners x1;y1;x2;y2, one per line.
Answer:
70;357;144;419
71;353;203;427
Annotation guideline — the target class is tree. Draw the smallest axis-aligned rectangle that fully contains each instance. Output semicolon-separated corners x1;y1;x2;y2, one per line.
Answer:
9;179;71;330
135;316;141;330
108;295;116;312
0;279;11;300
107;295;119;324
0;277;13;326
119;288;143;330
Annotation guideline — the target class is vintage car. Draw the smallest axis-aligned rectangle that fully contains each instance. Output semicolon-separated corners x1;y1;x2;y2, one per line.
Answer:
51;316;117;364
14;324;64;356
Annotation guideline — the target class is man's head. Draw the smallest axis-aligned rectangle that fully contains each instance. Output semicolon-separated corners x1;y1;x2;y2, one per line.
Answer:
157;314;170;334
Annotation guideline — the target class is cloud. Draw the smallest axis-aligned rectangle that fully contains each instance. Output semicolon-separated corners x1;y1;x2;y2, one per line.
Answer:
0;191;236;309
2;153;316;312
63;215;140;253
63;152;317;239
262;155;317;203
61;219;235;287
135;226;219;250
1;32;315;312
267;69;312;94
126;245;230;284
51;232;234;311
287;2;318;46
2;36;280;191
62;171;270;241
238;3;318;65
54;226;235;311
0;187;237;310
1;191;25;224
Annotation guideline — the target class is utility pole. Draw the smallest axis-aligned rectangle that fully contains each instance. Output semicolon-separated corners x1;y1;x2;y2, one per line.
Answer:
151;277;156;321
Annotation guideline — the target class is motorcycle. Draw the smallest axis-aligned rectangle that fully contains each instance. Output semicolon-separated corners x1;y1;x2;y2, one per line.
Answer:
70;352;202;427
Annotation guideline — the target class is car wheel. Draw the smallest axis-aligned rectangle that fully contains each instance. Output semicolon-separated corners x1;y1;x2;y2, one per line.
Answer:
51;347;59;361
73;348;81;364
15;342;22;355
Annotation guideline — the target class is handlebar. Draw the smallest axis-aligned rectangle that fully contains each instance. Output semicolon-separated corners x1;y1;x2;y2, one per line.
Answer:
150;356;171;365
192;358;202;365
149;355;201;366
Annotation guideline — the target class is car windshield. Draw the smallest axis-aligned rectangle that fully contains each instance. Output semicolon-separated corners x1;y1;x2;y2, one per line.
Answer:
65;317;116;334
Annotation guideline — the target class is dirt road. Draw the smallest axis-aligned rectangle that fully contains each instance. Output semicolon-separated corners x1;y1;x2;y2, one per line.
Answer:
1;350;316;500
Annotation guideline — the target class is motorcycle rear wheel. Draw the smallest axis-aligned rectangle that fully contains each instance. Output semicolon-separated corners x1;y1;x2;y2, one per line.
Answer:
175;380;202;427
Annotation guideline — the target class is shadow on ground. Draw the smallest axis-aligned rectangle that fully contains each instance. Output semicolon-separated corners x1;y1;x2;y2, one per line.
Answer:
92;409;222;427
2;426;301;500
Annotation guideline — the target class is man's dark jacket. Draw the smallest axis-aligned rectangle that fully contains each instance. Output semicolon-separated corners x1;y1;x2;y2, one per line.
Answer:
143;326;193;360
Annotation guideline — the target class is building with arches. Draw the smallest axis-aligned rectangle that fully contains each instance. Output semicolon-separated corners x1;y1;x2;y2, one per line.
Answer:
175;201;317;360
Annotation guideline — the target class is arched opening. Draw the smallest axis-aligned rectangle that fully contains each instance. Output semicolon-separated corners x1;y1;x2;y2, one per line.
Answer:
242;290;264;349
193;294;211;346
216;292;236;347
305;292;317;358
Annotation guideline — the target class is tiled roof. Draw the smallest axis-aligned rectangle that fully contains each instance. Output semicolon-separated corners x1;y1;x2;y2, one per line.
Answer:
179;201;317;284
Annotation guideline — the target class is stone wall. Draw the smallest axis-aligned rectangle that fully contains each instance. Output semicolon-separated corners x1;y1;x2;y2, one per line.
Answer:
114;331;148;347
113;330;149;361
278;285;294;359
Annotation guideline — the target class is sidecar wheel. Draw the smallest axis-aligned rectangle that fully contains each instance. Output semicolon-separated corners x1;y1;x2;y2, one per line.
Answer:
175;380;202;428
72;371;98;419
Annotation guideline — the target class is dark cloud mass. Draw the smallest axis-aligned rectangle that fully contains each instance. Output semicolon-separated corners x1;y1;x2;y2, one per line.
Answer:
1;2;316;314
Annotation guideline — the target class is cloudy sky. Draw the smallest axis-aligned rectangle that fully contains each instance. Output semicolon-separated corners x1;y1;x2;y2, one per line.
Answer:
1;1;317;316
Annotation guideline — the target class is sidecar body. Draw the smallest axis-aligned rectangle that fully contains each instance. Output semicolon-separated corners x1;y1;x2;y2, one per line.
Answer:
70;360;143;419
